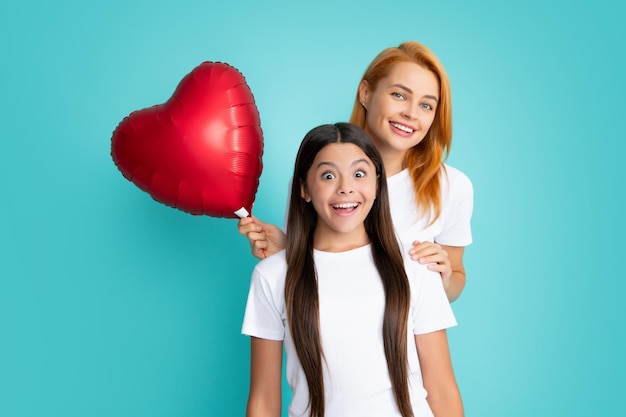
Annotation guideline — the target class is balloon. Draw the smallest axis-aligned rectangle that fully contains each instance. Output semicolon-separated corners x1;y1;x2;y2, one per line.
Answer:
110;61;263;218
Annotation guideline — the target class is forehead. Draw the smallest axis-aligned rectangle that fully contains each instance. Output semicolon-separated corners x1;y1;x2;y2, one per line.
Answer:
311;143;371;168
379;61;439;96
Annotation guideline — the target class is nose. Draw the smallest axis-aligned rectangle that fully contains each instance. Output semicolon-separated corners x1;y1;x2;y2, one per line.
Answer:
402;100;419;120
338;177;354;195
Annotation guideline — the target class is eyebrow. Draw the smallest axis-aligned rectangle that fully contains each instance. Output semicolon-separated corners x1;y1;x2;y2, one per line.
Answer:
391;83;439;102
316;158;372;169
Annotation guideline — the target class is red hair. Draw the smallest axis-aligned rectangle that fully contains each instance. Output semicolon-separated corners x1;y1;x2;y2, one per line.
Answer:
350;41;452;224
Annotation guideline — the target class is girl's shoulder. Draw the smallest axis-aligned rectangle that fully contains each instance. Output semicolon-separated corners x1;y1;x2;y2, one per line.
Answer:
253;249;288;285
404;256;456;326
404;256;443;289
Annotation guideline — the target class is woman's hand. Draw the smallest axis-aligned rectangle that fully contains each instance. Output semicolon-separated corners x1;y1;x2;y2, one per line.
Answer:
409;241;452;288
410;242;466;302
238;215;287;259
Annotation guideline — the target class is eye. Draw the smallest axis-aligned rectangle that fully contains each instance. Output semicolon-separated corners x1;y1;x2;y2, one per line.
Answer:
321;171;335;180
391;92;405;100
420;103;434;111
354;169;366;178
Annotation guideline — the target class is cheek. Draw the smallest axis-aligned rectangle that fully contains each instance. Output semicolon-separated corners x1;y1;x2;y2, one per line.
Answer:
308;184;329;205
366;110;386;136
367;97;388;119
423;112;436;129
364;180;379;200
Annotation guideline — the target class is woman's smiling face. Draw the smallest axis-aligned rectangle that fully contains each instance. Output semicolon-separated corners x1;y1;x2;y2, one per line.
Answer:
359;61;439;173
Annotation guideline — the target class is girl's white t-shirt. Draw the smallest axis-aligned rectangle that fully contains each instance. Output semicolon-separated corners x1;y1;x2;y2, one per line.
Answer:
241;245;456;417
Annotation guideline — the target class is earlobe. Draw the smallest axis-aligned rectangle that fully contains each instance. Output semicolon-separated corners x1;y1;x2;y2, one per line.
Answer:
358;80;369;108
300;181;311;202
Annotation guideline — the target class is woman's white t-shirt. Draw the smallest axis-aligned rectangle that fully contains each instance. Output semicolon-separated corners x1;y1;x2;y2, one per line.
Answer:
387;164;473;254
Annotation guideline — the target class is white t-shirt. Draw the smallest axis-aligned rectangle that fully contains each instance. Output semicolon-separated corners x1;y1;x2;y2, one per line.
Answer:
241;244;456;417
387;164;473;254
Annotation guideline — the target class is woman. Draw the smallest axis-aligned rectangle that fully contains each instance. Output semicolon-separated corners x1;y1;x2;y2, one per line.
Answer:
239;41;473;302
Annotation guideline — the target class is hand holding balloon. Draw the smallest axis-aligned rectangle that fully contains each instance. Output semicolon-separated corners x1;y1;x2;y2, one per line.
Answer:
111;62;264;218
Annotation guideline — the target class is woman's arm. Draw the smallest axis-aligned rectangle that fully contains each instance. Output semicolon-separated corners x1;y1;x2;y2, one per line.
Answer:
238;215;287;259
440;245;465;303
409;243;466;302
415;330;463;417
247;337;283;417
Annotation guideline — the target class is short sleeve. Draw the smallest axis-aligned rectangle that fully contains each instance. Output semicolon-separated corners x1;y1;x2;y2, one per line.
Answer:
435;166;474;247
241;266;286;341
409;262;457;335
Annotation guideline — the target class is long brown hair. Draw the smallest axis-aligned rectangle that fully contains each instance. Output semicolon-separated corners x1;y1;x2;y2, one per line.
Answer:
284;123;414;417
350;41;452;224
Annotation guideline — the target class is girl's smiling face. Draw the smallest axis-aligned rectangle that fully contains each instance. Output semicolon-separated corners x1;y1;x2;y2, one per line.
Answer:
359;61;439;174
301;143;378;252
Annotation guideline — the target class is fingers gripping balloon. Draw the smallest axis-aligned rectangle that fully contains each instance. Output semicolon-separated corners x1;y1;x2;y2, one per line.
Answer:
111;62;263;218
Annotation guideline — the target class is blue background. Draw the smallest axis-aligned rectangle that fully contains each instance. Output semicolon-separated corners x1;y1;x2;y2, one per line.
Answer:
1;0;624;416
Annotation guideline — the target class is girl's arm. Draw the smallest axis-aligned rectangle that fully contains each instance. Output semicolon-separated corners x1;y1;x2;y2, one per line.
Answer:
238;215;287;259
415;330;463;417
247;337;283;417
409;243;466;302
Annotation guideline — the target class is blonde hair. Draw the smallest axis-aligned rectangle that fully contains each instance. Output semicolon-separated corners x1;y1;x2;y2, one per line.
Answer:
350;41;452;224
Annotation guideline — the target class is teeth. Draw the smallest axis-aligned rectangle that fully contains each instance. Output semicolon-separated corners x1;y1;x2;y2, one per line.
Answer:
390;122;414;133
333;203;358;209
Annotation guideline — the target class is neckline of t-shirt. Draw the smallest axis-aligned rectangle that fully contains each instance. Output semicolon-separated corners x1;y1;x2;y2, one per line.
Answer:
313;243;372;258
386;167;410;184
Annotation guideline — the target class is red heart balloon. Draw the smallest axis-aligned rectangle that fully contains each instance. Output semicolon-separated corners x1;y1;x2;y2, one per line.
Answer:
111;61;263;218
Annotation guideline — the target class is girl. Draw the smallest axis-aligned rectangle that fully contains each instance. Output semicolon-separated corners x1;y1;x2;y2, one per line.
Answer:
241;123;463;417
239;41;473;302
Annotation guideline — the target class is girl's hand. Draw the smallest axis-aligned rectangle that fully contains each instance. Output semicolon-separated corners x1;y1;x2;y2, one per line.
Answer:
409;241;452;289
237;215;287;260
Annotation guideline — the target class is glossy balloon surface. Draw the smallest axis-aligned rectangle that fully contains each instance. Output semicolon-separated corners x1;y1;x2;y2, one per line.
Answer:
111;62;263;218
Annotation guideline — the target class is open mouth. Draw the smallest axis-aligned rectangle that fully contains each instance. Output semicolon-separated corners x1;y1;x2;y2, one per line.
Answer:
390;122;415;134
332;202;360;213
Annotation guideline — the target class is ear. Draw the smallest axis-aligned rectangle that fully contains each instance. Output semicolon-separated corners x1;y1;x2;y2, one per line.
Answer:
358;80;370;108
300;180;311;202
